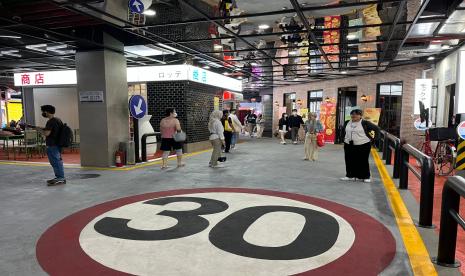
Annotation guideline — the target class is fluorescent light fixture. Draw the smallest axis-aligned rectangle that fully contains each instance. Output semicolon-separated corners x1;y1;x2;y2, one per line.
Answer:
428;56;435;60
124;45;165;57
0;35;21;39
258;24;270;30
203;65;210;69
289;50;298;55
237;76;243;80
1;50;21;57
346;34;357;40
350;56;358;60
143;9;156;16
250;62;258;66
25;44;47;53
157;43;185;54
47;45;67;51
441;45;451;50
341;71;348;74
214;44;223;49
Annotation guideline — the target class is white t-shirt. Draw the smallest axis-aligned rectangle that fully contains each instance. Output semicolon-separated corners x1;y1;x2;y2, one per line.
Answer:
344;120;371;145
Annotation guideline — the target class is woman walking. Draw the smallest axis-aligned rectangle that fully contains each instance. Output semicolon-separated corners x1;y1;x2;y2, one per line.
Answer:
340;108;378;182
221;110;234;153
208;110;225;168
278;113;289;144
160;108;184;169
304;112;323;161
256;114;265;138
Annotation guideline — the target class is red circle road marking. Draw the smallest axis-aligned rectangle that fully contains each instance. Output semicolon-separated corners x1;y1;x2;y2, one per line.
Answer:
36;188;396;275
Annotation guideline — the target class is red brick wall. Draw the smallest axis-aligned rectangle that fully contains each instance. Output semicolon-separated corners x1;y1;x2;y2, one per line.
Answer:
273;64;428;144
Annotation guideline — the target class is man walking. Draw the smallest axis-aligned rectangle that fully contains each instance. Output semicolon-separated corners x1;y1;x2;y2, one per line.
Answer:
40;105;66;186
288;109;304;144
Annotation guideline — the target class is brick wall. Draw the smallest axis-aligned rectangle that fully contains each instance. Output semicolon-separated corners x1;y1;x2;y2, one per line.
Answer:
147;81;221;145
273;63;428;144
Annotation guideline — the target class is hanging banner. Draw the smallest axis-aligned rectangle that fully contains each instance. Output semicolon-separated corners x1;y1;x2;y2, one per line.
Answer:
322;16;340;62
319;102;336;143
414;79;432;114
214;97;220;111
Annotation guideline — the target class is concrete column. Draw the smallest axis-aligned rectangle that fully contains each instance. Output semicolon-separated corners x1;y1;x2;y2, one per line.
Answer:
76;33;129;167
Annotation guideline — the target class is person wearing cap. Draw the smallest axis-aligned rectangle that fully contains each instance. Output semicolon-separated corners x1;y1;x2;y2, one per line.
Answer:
340;108;379;183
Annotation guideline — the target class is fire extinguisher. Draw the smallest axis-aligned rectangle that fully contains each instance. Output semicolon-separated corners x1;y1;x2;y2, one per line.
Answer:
115;150;124;167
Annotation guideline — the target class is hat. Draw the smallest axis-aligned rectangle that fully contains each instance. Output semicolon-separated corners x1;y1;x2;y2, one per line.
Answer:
350;106;363;115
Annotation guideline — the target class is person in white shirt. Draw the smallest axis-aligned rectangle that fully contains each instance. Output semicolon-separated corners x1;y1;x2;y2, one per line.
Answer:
340;109;378;183
229;109;243;149
208;110;225;168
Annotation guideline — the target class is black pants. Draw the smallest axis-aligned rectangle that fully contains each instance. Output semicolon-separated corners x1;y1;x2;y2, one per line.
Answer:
291;127;300;142
344;142;372;179
224;131;233;152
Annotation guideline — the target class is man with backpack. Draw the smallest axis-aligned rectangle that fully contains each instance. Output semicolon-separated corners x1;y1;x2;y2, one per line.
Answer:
40;105;67;186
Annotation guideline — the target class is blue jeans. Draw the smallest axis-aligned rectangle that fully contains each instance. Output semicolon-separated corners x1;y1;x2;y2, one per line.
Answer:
47;146;65;179
231;132;238;146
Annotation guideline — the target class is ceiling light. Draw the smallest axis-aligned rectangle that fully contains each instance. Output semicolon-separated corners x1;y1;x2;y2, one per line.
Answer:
214;44;223;49
203;65;210;69
462;26;465;33
223;72;229;75
427;56;435;61
156;43;185;54
289;50;298;55
441;45;451;50
237;76;243;80
25;44;47;53
47;45;67;51
143;9;156;16
305;65;311;69
124;45;164;57
346;34;357;40
250;62;258;66
350;56;358;60
258;24;270;30
0;35;21;39
341;71;348;74
1;50;21;57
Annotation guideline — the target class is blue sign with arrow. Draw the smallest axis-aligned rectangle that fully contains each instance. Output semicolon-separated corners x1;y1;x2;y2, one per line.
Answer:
129;0;145;14
129;95;147;119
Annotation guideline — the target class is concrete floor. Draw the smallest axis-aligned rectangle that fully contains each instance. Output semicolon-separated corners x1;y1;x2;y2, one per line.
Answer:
0;138;413;275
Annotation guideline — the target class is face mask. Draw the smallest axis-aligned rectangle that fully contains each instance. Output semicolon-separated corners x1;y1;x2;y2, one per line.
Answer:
292;112;297;115
41;112;47;118
173;112;178;117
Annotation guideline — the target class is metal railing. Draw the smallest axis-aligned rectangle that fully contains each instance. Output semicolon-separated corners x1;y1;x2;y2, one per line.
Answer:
378;130;386;153
433;176;465;268
384;132;402;179
399;143;435;228
141;132;160;162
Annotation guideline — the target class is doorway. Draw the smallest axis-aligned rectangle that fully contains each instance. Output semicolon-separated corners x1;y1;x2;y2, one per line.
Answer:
335;87;357;143
376;82;403;137
283;92;296;114
444;84;456;128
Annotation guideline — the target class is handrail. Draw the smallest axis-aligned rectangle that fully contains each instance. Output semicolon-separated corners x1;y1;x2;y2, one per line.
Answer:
141;132;161;162
399;143;435;228
384;132;401;179
433;176;465;267
379;130;386;155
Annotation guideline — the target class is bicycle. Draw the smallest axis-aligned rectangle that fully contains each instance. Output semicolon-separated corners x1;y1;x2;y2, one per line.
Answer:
416;129;457;176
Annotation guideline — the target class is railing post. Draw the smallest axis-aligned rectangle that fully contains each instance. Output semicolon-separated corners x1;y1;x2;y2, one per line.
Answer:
418;156;435;228
393;140;401;179
382;133;388;160
434;182;461;267
386;140;392;165
399;147;409;190
141;134;148;162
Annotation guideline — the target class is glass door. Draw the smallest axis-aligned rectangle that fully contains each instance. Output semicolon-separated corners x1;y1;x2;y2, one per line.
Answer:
335;87;357;143
376;82;402;137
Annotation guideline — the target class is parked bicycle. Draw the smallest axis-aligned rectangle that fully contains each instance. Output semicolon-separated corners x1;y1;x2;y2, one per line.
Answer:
416;128;457;176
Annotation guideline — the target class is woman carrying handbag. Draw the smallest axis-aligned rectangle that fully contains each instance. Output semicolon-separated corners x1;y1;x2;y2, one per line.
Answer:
160;108;185;169
303;112;323;161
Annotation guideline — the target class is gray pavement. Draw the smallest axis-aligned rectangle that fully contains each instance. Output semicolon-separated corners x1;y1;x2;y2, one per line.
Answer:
0;138;413;275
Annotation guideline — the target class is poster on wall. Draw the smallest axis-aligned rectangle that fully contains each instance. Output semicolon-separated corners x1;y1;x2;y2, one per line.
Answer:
214;96;220;111
363;108;381;125
300;108;309;122
414;79;432;114
319;102;336;143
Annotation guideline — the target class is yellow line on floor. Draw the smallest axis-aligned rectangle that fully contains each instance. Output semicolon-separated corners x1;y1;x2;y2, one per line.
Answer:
0;149;212;171
372;149;437;276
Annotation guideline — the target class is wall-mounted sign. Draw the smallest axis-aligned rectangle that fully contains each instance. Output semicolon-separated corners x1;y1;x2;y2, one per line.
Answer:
414;79;432;115
129;95;147;119
79;91;104;103
15;65;243;92
14;70;76;87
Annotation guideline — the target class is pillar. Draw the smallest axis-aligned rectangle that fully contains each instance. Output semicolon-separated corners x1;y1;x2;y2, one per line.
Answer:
76;33;129;167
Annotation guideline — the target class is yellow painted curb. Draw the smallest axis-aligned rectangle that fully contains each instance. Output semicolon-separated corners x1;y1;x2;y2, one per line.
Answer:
0;149;212;171
372;149;437;276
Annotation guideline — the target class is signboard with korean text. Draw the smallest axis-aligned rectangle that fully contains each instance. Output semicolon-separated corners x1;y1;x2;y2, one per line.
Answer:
14;70;76;87
126;65;188;83
187;66;242;92
79;91;104;103
414;79;432;115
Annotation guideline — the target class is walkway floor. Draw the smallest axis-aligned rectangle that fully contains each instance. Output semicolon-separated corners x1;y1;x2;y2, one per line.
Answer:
0;139;443;275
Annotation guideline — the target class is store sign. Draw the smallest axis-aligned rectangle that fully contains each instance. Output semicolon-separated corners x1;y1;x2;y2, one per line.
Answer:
457;121;465;140
457;50;465;114
79;91;104;103
14;70;76;87
414;79;432;115
15;66;243;92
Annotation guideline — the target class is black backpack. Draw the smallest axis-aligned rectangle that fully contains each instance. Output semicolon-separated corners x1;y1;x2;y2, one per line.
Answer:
57;123;74;148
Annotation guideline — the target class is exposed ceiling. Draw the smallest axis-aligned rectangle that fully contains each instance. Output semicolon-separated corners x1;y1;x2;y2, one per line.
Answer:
0;0;464;91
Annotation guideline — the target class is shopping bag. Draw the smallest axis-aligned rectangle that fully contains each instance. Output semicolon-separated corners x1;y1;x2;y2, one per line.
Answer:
317;133;325;147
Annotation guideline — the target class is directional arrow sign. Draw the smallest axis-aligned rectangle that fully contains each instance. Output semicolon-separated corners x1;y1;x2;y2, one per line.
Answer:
129;95;147;119
129;0;145;14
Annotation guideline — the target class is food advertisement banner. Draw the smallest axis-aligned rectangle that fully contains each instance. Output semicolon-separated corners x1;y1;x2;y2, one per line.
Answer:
322;16;340;62
363;108;381;125
319;102;336;143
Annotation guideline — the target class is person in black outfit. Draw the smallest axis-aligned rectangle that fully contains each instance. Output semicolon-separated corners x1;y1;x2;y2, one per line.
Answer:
278;113;289;144
340;109;379;183
221;110;234;153
288;109;304;144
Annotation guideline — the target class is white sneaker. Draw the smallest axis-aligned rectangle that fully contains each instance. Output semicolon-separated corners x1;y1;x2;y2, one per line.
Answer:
280;141;286;144
363;179;372;183
212;164;225;168
340;177;355;181
293;141;298;144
